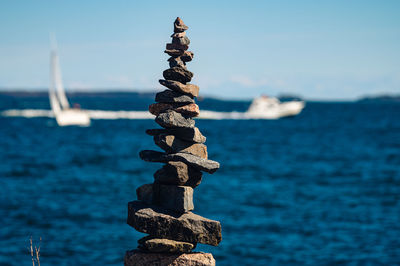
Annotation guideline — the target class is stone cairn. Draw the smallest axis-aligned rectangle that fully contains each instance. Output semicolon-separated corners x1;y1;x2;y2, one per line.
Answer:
124;17;221;266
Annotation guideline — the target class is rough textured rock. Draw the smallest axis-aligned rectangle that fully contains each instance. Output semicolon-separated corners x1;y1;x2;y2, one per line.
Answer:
154;134;207;158
137;183;193;212
154;161;189;185
139;150;219;174
153;184;194;213
181;51;194;62
155;89;194;104
164;49;185;57
172;36;190;45
127;201;222;245
174;17;189;33
159;79;199;97
166;43;189;51
149;103;199;117
156;110;195;128
168;56;186;68
171;32;186;38
163;67;193;84
146;127;206;143
154;161;202;188
138;237;195;253
124;250;215;266
136;184;153;204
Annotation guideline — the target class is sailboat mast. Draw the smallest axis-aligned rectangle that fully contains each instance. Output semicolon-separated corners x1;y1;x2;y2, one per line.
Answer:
53;51;70;110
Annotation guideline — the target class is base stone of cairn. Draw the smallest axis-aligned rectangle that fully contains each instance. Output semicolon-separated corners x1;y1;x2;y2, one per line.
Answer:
125;17;220;266
124;250;215;266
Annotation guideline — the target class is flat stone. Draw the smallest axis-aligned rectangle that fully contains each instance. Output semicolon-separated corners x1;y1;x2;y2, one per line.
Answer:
149;103;199;117
164;49;185;57
171;32;186;38
149;103;180;116
139;150;219;174
153;184;194;213
163;67;193;84
181;51;194;62
154;162;203;188
154;134;207;158
155;89;194;104
168;57;186;68
124;250;215;266
174;17;189;33
172;36;190;45
127;201;222;245
159;79;198;97
155;110;195;128
138;236;195;253
166;43;189;51
146;127;206;143
136;184;154;204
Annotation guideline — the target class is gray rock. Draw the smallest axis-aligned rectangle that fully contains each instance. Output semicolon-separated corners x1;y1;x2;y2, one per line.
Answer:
124;250;216;266
163;67;193;84
172;36;190;45
139;150;219;174
146;127;206;143
154;134;207;158
136;184;154;204
127;201;222;246
154;162;203;188
166;43;189;51
138;236;195;253
168;57;186;68
155;89;194;104
153;184;194;213
159;79;199;97
155;110;195;128
138;183;194;213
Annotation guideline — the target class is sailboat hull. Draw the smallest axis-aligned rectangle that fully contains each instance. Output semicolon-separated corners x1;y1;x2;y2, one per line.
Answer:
55;109;91;126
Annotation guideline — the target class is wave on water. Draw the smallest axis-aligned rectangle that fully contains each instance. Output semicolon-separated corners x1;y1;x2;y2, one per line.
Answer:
1;109;255;120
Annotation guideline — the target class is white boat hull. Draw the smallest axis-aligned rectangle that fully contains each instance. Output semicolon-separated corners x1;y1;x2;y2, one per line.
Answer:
55;109;91;126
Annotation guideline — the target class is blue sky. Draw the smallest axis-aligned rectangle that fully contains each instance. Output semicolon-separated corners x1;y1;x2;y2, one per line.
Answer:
0;0;399;99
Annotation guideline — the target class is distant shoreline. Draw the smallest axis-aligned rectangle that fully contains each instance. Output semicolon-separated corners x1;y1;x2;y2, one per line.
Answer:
0;90;399;103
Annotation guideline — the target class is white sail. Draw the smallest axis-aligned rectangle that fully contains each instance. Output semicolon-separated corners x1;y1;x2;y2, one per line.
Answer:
51;51;70;110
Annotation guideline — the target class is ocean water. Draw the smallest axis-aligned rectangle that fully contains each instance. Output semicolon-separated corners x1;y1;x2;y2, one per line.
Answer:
0;94;399;265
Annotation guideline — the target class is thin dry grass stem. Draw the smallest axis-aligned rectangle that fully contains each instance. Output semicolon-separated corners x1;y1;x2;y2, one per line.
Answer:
29;236;41;266
30;237;35;266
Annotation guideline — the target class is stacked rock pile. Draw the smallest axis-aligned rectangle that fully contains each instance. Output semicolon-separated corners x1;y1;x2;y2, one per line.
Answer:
125;17;221;266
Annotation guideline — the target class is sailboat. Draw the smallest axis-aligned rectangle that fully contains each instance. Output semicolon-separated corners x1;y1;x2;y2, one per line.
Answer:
49;41;90;126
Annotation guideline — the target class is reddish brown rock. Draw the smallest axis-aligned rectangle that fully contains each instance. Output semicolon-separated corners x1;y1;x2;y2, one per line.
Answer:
164;49;185;57
138;237;195;253
159;79;198;97
181;51;194;62
124;250;215;266
166;43;189;51
174;17;189;33
171;32;186;38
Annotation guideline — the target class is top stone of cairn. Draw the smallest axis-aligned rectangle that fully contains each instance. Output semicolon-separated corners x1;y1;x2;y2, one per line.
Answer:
174;17;188;33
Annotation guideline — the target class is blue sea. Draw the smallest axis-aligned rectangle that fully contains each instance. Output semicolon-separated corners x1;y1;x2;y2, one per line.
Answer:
0;93;399;265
